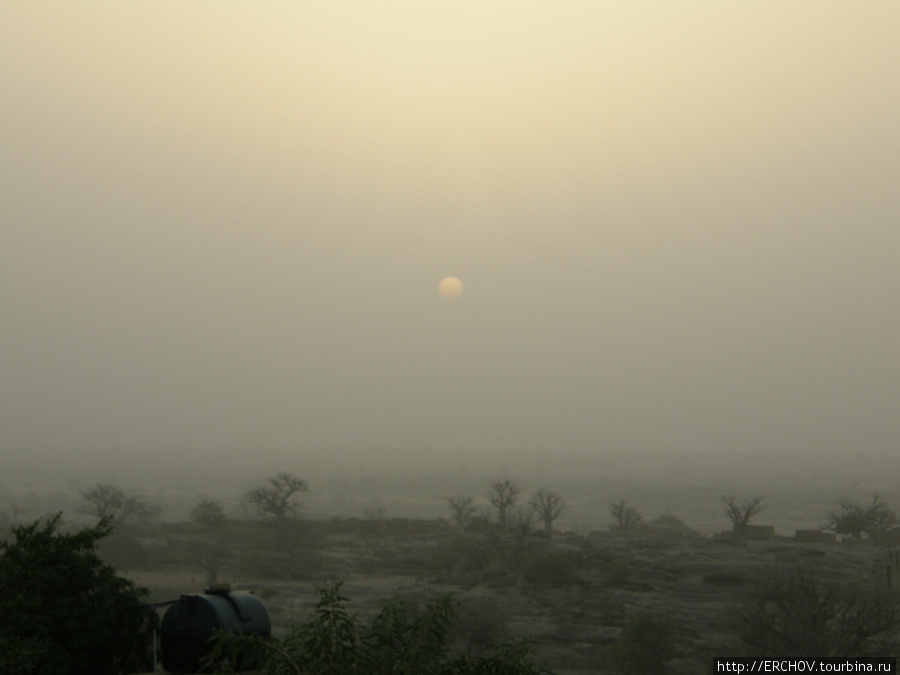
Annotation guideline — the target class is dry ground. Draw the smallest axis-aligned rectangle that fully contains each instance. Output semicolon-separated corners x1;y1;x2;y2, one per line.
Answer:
127;524;897;674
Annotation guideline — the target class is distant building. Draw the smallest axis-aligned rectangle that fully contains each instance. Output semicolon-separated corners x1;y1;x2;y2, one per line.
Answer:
739;524;775;540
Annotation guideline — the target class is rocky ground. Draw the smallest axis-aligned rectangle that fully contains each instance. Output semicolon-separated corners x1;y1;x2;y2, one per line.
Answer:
131;522;897;674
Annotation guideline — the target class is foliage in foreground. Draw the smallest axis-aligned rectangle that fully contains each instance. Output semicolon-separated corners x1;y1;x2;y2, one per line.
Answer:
205;581;551;675
0;514;158;675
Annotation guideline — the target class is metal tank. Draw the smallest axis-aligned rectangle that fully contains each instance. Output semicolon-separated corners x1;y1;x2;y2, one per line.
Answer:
160;588;270;673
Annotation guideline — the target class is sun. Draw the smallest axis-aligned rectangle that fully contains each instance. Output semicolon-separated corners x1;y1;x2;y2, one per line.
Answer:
438;277;464;301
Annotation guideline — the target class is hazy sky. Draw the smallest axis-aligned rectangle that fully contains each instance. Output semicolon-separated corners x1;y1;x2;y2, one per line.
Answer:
2;2;898;458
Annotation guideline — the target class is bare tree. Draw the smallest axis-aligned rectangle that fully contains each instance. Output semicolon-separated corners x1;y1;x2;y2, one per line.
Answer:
609;500;643;532
826;494;897;540
80;484;123;521
736;565;900;657
191;496;227;531
79;483;160;524
507;507;537;544
445;496;478;529
720;494;766;532
246;472;308;523
489;479;520;529
529;490;567;537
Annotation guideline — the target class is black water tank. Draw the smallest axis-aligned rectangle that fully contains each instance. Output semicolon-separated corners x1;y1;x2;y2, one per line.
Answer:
161;588;271;674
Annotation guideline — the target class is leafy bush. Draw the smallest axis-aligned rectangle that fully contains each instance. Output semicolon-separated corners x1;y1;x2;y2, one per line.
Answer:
206;581;551;674
0;514;158;675
0;634;44;675
608;611;676;675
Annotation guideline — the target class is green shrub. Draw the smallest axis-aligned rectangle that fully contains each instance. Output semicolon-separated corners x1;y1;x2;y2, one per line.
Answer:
206;581;551;674
0;634;44;675
0;515;158;675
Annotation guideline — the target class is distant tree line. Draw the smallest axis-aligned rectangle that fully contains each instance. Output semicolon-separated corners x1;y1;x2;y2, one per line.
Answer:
445;478;568;539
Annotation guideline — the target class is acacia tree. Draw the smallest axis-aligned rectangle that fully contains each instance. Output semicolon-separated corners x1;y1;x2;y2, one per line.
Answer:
826;495;897;540
246;472;308;524
529;490;567;537
78;484;160;524
720;494;766;533
490;479;520;529
0;515;158;675
445;496;478;529
191;496;227;530
609;500;643;532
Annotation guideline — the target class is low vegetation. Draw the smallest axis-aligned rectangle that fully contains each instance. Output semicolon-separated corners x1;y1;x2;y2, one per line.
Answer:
733;565;900;657
205;582;549;675
4;476;900;673
0;515;157;675
825;494;897;540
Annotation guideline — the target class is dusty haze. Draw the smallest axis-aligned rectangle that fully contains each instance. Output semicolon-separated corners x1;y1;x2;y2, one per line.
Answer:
2;2;898;486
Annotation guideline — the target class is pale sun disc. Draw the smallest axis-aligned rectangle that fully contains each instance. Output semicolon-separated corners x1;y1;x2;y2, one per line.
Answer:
438;277;464;301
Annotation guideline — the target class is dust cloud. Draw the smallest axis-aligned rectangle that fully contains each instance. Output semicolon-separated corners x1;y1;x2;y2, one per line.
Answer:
1;3;898;527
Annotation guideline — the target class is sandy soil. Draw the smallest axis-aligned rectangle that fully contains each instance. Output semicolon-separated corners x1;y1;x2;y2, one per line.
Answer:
127;525;898;674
